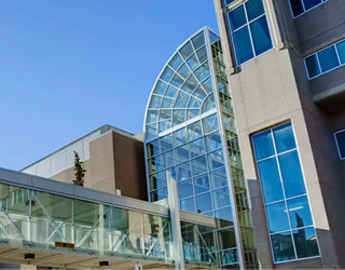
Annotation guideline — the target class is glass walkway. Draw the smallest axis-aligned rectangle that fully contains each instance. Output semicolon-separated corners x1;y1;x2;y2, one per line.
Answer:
0;167;218;269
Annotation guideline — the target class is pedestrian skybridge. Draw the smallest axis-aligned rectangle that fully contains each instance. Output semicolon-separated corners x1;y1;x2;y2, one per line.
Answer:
0;168;218;269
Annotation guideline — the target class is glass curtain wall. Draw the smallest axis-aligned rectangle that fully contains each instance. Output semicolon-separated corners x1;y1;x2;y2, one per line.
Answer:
252;122;320;263
144;28;258;269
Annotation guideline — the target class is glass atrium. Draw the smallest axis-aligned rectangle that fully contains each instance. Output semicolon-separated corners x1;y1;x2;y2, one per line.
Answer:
144;28;258;269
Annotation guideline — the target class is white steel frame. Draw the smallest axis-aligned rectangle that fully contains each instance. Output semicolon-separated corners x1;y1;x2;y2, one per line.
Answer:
287;0;329;19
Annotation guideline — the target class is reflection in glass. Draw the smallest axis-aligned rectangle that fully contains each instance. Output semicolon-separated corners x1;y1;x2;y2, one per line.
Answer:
210;168;228;189
180;197;196;213
212;188;231;209
252;130;274;160
177;162;192;181
287;196;313;229
160;134;173;153
245;0;265;21
293;227;319;259
194;174;210;194
203;114;219;134
318;46;339;73
175;145;190;164
250;16;272;56
337;40;345;64
178;180;194;199
229;5;246;30
305;54;320;78
271;232;295;262
266;202;290;233
192;156;208;176
273;122;296;153
188;121;203;141
215;207;233;228
196;192;212;214
218;228;237;250
206;132;222;152
208;150;225;171
147;140;159;157
190;137;206;158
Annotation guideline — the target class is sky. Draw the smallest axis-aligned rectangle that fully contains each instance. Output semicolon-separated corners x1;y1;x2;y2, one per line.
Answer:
0;1;219;170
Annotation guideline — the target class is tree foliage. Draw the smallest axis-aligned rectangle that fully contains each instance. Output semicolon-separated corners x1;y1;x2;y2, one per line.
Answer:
73;151;86;187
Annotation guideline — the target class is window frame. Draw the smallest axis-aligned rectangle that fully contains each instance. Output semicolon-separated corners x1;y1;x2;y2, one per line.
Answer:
334;129;345;160
227;0;274;66
304;38;345;80
251;121;321;264
288;0;329;19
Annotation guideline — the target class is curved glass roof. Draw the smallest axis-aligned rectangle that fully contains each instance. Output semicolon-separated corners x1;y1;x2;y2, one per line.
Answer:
144;28;218;141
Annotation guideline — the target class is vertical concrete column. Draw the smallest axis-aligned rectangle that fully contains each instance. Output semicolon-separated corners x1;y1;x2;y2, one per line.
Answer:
167;174;185;270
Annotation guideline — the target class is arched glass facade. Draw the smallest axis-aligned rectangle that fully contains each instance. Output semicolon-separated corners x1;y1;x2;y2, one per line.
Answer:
144;28;258;269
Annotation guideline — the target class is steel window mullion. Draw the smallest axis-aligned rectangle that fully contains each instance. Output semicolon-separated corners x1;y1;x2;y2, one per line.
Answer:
300;0;306;13
334;44;342;66
243;4;256;58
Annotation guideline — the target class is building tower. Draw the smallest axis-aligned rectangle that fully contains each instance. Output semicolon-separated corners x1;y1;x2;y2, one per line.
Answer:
214;0;345;269
143;28;258;269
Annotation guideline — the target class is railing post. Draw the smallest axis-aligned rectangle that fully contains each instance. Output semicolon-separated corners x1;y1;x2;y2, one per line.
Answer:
166;174;185;270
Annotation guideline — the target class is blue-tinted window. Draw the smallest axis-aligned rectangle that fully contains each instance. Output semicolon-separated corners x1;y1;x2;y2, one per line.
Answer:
293;227;319;259
194;174;210;194
287;196;313;229
228;0;272;65
225;0;236;6
212;187;231;209
335;130;345;159
289;0;327;18
318;46;339;73
258;158;284;203
303;0;322;10
289;0;304;17
178;179;194;199
196;192;212;213
266;202;290;233
336;41;345;64
271;232;295;262
180;197;196;213
305;54;320;79
279;151;306;198
273;122;296;153
253;130;275;160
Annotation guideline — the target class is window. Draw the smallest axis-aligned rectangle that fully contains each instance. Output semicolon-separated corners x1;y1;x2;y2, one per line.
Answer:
334;129;345;160
289;0;328;18
252;122;320;263
228;0;273;65
305;39;345;80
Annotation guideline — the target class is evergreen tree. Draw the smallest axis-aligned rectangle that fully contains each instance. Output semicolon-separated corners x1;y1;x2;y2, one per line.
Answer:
73;151;86;187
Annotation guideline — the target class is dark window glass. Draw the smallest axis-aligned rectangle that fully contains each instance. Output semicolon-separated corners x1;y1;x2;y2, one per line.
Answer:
335;130;345;159
253;130;275;160
305;55;320;78
218;228;237;250
271;232;295;262
229;5;247;31
258;158;284;203
336;41;345;64
233;26;254;64
279;151;306;198
303;0;322;10
250;16;273;56
266;202;290;233
215;207;233;228
273;122;296;153
289;0;304;17
151;188;167;202
318;46;339;73
287;196;313;229
196;192;212;213
293;227;319;259
246;0;265;21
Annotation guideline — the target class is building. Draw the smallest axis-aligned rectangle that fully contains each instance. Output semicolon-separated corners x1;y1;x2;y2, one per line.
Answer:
21;124;147;201
214;0;345;269
143;27;258;269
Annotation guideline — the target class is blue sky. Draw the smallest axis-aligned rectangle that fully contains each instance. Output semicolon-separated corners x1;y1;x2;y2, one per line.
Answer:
0;1;218;170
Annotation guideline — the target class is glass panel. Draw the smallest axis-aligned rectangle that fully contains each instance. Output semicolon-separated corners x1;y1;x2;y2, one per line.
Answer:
190;137;206;158
169;53;183;70
203;114;219;134
287;196;313;229
160;134;173;152
147;110;159;124
188;121;203;141
206;132;222;151
173;109;186;126
187;109;200;120
208;150;224;171
153;80;167;95
271;232;295;262
191;31;205;51
149;173;165;190
250;16;272;56
147;139;159;157
163;167;177;183
175;91;191;108
186;54;199;70
318;46;339;73
215;207;233;229
303;0;322;11
252;130;275;160
174;128;188;146
266;202;290;233
196;192;212;214
159;109;172;122
273;122;296;154
195;62;211;82
212;187;231;209
246;0;265;21
210;168;228;189
171;73;185;88
305;54;320;78
218;228;236;250
202;94;216;113
180;198;196;213
279;151;306;198
165;85;179;98
188;96;202;109
290;0;304;17
151;188;167;202
229;5;247;31
149;95;162;109
192;155;208;176
148;156;161;174
162;150;175;169
160;66;174;82
257;158;284;204
178;179;194;199
177;162;192;181
182;74;198;93
335;131;345;159
178;63;192;79
221;249;239;265
202;77;213;94
180;41;194;59
193;85;207;100
161;97;175;108
194;174;210;194
175;145;190;164
233;26;254;65
293;227;319;258
336;40;345;64
223;114;236;133
146;123;158;139
196;46;208;64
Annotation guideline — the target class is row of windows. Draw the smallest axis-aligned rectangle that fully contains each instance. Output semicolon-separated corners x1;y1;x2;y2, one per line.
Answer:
305;38;345;79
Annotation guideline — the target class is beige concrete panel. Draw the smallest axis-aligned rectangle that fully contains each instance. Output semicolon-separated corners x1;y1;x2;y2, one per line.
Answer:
52;160;90;186
230;76;249;133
